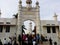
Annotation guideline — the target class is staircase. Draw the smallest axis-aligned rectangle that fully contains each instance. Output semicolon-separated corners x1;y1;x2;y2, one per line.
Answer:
40;41;49;45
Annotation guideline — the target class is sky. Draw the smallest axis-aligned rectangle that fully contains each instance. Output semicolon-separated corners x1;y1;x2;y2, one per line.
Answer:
0;0;60;21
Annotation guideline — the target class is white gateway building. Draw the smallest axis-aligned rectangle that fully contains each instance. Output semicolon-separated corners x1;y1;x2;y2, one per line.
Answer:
0;0;60;45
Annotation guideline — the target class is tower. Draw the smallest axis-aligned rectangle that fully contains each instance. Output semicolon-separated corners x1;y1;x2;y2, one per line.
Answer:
17;0;41;36
53;13;58;21
53;13;58;26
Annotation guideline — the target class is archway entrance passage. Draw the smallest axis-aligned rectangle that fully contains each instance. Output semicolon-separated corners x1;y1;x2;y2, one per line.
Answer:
22;20;37;45
23;20;36;34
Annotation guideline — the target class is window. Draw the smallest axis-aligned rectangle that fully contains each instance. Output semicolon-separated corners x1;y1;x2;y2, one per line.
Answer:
0;26;3;32
6;26;10;32
52;24;55;26
0;22;4;24
47;27;51;33
52;26;56;33
6;22;10;24
52;24;55;25
47;24;50;25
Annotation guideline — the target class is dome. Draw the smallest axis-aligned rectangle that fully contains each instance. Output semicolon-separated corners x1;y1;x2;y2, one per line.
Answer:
26;0;32;4
36;1;39;5
19;0;22;4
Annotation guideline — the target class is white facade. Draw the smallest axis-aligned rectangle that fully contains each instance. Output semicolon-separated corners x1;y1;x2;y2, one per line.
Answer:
0;18;60;45
0;0;60;45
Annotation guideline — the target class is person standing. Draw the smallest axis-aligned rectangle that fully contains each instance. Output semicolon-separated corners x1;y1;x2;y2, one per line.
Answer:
49;38;52;45
8;37;12;45
28;34;33;45
3;38;8;45
18;34;21;45
13;33;16;40
13;39;18;45
36;34;40;44
22;33;27;45
54;42;57;45
32;36;36;45
0;39;3;45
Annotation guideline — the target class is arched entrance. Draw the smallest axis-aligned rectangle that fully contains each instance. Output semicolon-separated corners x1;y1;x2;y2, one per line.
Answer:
21;20;38;45
23;20;36;34
17;15;41;35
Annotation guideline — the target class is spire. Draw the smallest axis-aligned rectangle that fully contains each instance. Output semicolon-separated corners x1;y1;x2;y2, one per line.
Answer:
53;13;58;21
26;0;32;9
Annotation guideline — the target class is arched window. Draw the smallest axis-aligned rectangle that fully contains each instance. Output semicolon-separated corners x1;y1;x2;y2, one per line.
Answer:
0;26;3;32
52;26;56;33
6;26;10;32
47;26;51;33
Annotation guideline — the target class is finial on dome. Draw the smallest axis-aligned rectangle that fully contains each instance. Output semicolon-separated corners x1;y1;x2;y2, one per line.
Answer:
36;1;39;5
36;0;39;7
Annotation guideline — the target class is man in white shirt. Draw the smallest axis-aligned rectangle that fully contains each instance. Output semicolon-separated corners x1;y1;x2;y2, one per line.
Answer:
3;38;8;45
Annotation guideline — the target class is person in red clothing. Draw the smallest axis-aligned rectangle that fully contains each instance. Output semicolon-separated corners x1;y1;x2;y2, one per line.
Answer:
22;33;27;45
22;33;26;41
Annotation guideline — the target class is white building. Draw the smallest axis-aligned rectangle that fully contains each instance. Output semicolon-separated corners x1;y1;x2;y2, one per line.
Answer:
0;0;60;45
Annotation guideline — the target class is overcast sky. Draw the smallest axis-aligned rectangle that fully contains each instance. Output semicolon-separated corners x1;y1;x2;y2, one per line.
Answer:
0;0;60;21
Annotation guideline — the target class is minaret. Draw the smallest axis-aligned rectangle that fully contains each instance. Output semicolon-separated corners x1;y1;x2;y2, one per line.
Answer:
53;13;58;25
29;22;32;34
0;9;1;17
53;13;58;21
26;0;32;9
19;0;22;8
17;0;22;36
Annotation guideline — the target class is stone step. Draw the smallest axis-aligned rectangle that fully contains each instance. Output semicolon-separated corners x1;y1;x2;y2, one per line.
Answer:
40;41;49;45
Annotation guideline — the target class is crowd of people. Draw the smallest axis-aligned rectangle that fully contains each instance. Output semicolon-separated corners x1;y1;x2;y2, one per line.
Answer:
0;36;18;45
21;33;40;45
0;33;57;45
0;33;41;45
